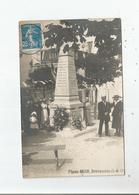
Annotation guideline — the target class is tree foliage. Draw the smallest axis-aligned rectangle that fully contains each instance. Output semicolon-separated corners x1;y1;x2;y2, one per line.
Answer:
29;66;55;89
42;19;122;85
29;66;53;81
43;19;89;52
44;19;121;55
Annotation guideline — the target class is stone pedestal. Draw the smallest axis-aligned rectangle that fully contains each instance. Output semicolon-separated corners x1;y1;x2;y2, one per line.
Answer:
50;47;83;126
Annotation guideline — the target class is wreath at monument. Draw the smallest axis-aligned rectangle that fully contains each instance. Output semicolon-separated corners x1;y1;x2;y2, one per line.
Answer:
71;113;83;130
53;107;69;131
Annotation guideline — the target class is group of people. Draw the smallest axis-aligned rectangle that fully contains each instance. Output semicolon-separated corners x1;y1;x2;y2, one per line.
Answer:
98;95;123;137
22;94;123;137
21;98;50;135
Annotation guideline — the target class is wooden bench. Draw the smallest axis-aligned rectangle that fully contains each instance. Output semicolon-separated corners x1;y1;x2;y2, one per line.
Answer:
22;144;66;168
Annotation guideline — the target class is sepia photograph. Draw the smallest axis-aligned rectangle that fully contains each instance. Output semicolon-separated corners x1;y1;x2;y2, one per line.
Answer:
19;18;125;178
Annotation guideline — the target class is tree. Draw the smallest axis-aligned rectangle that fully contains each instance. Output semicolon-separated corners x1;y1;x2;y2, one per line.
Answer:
29;66;55;90
43;20;89;52
43;18;122;86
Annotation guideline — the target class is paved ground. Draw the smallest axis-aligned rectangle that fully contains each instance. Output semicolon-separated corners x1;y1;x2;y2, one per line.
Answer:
22;120;125;178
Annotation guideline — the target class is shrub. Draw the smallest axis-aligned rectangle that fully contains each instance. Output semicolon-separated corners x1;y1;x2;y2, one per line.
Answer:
53;107;69;131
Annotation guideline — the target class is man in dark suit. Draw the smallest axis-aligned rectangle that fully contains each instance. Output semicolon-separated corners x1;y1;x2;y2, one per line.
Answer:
98;96;111;137
112;95;123;136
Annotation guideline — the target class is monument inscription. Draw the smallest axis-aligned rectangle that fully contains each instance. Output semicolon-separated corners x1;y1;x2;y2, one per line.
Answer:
50;47;83;124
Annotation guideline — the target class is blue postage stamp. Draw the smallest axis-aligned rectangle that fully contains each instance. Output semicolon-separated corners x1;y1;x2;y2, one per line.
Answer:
21;23;42;50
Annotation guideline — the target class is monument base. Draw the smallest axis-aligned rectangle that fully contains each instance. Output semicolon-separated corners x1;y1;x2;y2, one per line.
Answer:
50;98;84;128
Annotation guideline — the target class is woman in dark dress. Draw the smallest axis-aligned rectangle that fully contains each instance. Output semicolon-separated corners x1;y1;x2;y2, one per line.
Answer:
112;95;123;136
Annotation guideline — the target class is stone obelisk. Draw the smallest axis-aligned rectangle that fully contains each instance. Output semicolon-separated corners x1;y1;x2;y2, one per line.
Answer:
50;47;83;126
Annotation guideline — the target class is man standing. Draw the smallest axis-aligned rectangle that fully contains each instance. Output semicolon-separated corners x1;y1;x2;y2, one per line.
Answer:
98;96;111;137
112;95;123;136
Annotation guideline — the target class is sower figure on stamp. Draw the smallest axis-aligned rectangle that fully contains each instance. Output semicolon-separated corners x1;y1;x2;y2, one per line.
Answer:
112;95;123;136
98;96;111;137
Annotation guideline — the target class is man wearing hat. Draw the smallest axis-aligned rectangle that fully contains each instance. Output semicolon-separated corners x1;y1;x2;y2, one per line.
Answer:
112;95;123;136
98;96;111;137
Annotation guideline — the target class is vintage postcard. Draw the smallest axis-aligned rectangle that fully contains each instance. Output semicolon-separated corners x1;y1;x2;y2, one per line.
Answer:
19;19;125;178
